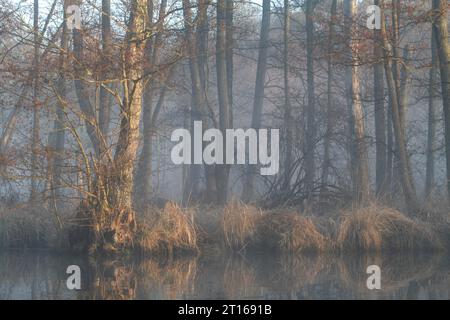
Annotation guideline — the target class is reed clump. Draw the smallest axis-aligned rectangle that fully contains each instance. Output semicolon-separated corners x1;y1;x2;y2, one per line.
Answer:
136;202;199;256
337;204;443;253
221;201;262;251
0;206;54;248
255;210;329;253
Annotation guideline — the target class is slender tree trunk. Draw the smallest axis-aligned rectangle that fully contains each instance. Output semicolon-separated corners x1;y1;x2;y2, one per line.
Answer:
216;0;232;204
197;0;218;204
373;0;387;198
72;0;101;156
283;0;293;190
242;0;270;202
134;0;165;208
304;0;316;200
344;0;370;203
321;0;337;194
52;0;69;207
432;0;450;201
425;29;438;198
385;105;394;196
99;0;112;145
226;0;234;125
0;0;56;158
380;0;419;213
182;0;211;204
30;0;40;202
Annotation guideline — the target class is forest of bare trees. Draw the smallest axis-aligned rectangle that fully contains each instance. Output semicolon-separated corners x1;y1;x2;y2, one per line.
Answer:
0;0;449;255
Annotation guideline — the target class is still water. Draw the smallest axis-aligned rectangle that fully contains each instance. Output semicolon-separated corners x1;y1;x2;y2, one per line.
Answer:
0;251;449;299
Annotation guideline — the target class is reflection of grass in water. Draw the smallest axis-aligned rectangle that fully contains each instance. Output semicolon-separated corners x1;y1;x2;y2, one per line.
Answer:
222;255;258;299
137;258;198;299
337;253;444;295
253;254;333;296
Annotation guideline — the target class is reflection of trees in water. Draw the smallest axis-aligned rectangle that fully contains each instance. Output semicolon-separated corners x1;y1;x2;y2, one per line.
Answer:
81;257;198;299
81;259;138;300
0;252;78;299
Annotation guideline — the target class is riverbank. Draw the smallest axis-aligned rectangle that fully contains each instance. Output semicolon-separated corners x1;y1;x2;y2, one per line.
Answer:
1;201;449;255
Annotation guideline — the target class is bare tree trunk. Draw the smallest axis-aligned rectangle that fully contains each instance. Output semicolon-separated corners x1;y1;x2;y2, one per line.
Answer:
321;0;337;194
380;0;419;213
30;0;40;202
198;0;218;204
134;0;169;208
99;0;112;143
386;96;394;196
113;0;148;207
216;0;232;205
432;0;450;201
344;0;370;204
242;0;270;202
226;0;234;125
87;0;149;251
72;28;101;156
0;93;24;154
425;29;438;198
51;0;69;207
182;0;212;204
304;0;316;200
283;0;293;190
0;0;56;159
373;0;387;198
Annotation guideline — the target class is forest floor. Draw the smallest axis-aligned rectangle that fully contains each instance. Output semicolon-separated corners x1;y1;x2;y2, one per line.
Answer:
1;200;450;256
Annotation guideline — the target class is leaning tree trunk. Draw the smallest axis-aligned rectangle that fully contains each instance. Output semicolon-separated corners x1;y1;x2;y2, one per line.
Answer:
380;0;420;213
51;0;69;208
432;0;450;201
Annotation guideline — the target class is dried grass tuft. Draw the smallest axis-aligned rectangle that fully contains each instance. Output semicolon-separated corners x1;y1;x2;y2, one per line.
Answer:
337;204;443;252
221;201;262;251
256;211;329;253
136;202;198;255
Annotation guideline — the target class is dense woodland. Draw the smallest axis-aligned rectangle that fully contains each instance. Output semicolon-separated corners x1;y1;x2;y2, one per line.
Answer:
0;0;449;254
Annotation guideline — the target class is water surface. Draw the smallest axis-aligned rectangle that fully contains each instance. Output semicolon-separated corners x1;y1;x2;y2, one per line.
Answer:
0;251;449;299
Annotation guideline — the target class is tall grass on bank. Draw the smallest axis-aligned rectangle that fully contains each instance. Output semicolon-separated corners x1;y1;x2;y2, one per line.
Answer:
256;211;329;253
221;202;329;253
337;205;444;252
221;201;262;251
136;202;198;255
0;206;54;249
1;201;448;255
